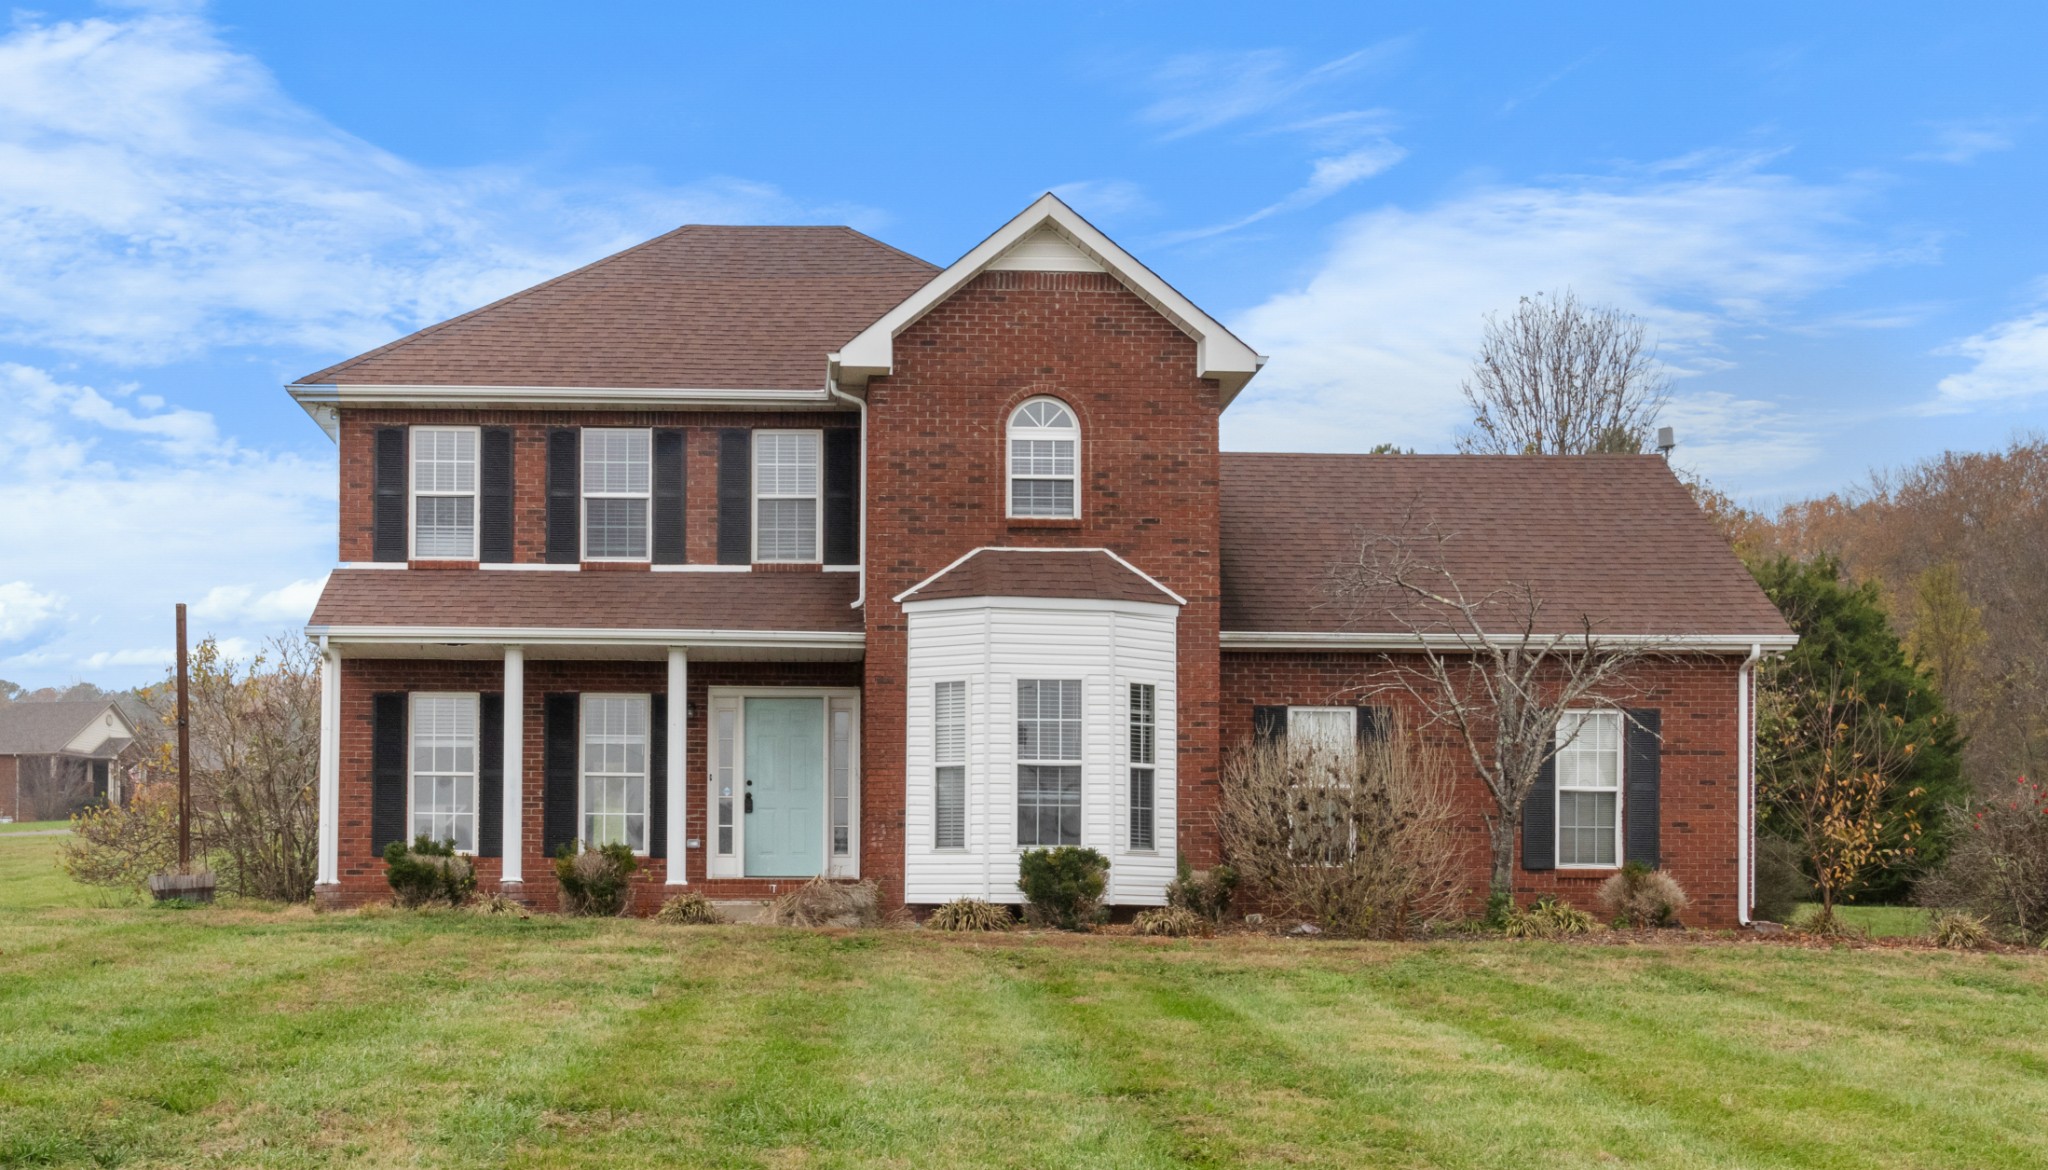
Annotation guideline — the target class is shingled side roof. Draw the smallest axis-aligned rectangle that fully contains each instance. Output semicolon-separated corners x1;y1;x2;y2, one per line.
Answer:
296;226;938;390
308;569;862;634
898;549;1182;605
0;701;125;756
1219;453;1792;640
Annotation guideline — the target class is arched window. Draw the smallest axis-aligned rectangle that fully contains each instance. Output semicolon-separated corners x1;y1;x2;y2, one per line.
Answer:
1007;398;1079;518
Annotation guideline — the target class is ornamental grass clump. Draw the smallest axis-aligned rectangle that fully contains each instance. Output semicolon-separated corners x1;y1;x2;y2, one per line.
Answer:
655;891;727;925
1598;860;1690;928
1928;909;1992;951
925;898;1013;932
1017;846;1110;930
383;836;476;908
1503;896;1599;939
771;877;884;927
552;842;638;916
1132;905;1212;938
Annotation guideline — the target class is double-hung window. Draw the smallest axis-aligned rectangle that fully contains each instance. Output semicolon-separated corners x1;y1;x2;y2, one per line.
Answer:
934;681;967;850
1007;398;1079;518
583;429;651;561
1128;683;1156;851
1556;710;1623;867
410;693;478;852
1017;679;1082;847
411;427;478;559
754;431;821;562
581;695;649;852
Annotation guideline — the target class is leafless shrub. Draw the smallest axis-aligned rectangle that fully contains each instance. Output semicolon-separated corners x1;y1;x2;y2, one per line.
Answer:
1918;776;2048;944
1598;862;1691;928
1218;729;1466;938
654;891;727;925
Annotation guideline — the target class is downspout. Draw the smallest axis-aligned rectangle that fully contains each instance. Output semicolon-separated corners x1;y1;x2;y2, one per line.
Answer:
826;377;867;609
1736;642;1762;925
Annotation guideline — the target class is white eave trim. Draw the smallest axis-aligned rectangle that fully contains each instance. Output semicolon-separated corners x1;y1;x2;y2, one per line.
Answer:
307;625;864;650
1219;631;1801;654
287;383;837;440
831;193;1266;403
891;545;1187;606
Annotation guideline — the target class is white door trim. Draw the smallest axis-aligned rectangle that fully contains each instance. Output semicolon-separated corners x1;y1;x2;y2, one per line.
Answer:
704;687;861;880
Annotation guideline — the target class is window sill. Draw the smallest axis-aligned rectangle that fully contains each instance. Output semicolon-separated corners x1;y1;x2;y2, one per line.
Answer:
409;559;480;571
581;560;652;572
751;561;824;572
1006;518;1084;531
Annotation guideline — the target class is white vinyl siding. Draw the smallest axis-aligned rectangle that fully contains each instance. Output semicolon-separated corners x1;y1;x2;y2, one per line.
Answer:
1557;710;1623;867
1007;398;1079;518
409;693;478;852
934;681;967;850
410;427;477;559
582;429;651;561
902;595;1179;906
581;695;649;852
754;431;821;562
1287;706;1356;761
1128;683;1156;851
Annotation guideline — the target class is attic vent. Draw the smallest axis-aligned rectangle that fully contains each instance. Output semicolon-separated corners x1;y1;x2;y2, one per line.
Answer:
986;227;1104;273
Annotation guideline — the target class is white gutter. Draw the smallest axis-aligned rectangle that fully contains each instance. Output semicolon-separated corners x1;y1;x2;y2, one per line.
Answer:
286;383;835;441
307;625;863;651
1737;641;1762;926
825;377;868;609
1220;631;1800;654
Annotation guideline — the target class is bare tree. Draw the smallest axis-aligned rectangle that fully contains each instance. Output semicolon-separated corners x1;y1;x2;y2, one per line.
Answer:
1332;518;1657;898
1458;290;1669;456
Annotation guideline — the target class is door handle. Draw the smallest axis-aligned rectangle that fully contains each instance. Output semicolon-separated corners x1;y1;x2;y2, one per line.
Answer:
744;792;754;815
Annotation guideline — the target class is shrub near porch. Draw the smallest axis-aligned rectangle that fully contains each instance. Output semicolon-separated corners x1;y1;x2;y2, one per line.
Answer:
3;905;2046;1167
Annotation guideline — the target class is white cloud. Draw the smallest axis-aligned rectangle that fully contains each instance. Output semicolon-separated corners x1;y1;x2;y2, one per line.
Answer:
0;582;65;642
1223;159;1895;486
1931;304;2048;410
1660;392;1825;482
1138;41;1412;140
0;11;859;365
1048;179;1154;221
1161;140;1406;243
193;577;328;625
1911;118;2023;165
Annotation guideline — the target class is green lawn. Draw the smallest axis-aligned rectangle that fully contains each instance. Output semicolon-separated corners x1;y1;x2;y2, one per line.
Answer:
0;819;68;834
4;853;2045;1168
1796;903;1932;938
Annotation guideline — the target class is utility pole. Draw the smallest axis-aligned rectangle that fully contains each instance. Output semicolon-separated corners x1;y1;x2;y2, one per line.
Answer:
176;602;191;872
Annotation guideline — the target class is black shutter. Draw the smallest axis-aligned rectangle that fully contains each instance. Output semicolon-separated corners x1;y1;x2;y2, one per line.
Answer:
717;428;751;565
542;693;579;855
649;694;668;859
372;428;407;562
478;693;504;858
545;428;580;564
1521;753;1556;871
479;427;514;564
1252;706;1288;744
823;426;859;566
371;693;407;853
653;429;687;565
1624;709;1662;867
1356;705;1391;744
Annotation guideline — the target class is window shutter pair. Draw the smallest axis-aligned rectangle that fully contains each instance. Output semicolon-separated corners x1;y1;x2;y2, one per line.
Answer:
371;692;508;859
373;427;514;562
1520;708;1660;872
1247;705;1388;744
714;426;860;565
547;427;688;564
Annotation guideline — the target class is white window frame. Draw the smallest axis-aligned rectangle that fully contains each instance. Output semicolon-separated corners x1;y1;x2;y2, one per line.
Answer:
579;693;651;855
408;426;480;561
1555;709;1625;869
1006;397;1080;519
934;680;968;851
407;692;479;854
1286;706;1357;762
703;688;862;879
1016;678;1084;848
1127;682;1157;852
752;429;823;564
581;428;652;563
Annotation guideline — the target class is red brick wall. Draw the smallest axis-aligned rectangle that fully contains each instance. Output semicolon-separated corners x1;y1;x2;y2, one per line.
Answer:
1220;651;1750;927
0;755;17;822
859;270;1226;903
322;656;861;911
334;408;857;565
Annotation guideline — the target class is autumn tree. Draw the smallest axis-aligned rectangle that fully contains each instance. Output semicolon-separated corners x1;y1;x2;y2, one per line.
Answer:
1457;290;1670;456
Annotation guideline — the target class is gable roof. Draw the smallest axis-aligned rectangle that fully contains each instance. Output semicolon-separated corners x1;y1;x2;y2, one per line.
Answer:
0;701;131;756
1219;453;1794;648
832;194;1266;402
294;225;937;393
894;548;1185;606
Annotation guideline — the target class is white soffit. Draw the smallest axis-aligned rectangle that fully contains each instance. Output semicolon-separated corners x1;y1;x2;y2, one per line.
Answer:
831;193;1267;403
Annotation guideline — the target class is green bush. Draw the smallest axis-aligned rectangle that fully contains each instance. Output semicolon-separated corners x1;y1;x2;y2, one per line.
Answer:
926;898;1013;932
552;842;638;916
1133;905;1211;938
1753;833;1812;923
1166;853;1238;922
1503;896;1599;939
383;836;476;908
655;891;727;925
1598;861;1690;928
1016;846;1109;930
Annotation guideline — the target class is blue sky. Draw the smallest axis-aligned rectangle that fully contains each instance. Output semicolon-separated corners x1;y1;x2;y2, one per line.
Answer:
2;0;2045;687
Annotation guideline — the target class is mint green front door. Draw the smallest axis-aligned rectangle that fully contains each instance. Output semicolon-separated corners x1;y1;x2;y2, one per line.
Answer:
744;697;826;877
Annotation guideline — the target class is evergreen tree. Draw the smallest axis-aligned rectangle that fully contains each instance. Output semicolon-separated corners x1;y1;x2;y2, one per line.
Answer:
1749;555;1966;900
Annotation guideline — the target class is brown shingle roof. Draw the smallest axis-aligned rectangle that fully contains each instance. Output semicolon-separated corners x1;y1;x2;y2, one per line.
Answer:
901;549;1181;605
1220;453;1792;639
308;569;862;633
0;701;125;756
297;226;938;390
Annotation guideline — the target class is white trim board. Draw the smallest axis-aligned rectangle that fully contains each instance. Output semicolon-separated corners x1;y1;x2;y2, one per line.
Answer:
1218;631;1800;654
286;384;839;441
832;193;1266;403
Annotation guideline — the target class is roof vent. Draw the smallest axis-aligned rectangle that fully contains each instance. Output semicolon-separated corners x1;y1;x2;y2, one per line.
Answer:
1656;426;1676;457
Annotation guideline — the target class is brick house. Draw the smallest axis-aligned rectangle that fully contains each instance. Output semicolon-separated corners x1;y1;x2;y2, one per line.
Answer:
0;699;141;821
296;195;1792;925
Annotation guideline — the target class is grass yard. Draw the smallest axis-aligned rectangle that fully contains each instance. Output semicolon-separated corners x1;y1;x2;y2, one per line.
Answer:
4;842;2045;1169
0;819;69;835
1795;903;1932;938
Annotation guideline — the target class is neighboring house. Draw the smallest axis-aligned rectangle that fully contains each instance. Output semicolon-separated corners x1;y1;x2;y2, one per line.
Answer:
295;194;1793;925
0;700;141;822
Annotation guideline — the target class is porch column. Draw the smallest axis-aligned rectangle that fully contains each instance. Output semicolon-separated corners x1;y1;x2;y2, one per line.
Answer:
316;642;340;887
501;646;525;886
667;647;688;884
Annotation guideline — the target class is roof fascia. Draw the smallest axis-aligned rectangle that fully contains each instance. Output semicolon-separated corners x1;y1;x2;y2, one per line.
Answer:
1218;631;1801;654
286;383;839;442
832;193;1266;404
890;545;1187;606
